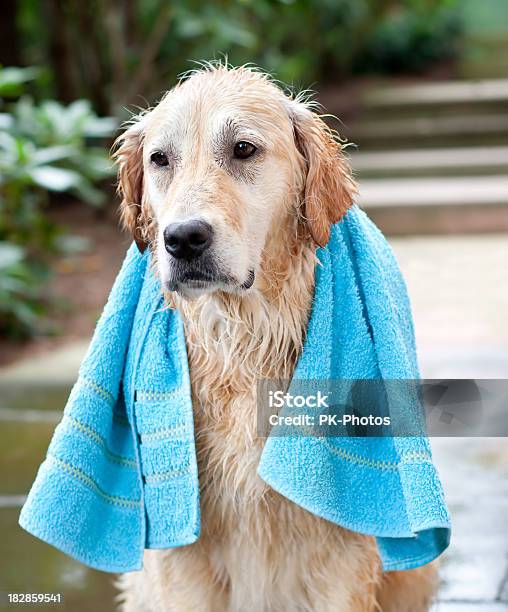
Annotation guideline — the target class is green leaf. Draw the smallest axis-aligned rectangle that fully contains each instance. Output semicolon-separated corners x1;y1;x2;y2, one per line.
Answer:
29;166;82;191
0;113;14;130
78;149;115;178
32;145;76;166
0;67;38;98
83;116;118;138
0;242;24;269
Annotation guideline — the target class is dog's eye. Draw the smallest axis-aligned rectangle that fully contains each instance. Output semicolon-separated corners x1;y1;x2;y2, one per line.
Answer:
150;151;169;167
233;141;257;159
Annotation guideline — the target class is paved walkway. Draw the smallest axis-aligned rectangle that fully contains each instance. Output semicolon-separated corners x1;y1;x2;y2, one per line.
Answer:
0;341;88;387
392;234;508;611
391;234;508;377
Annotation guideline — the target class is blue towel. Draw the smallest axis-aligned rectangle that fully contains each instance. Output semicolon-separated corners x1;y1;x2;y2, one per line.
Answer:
19;206;450;573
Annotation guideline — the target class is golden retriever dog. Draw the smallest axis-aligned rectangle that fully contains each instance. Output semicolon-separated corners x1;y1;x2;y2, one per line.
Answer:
114;64;438;612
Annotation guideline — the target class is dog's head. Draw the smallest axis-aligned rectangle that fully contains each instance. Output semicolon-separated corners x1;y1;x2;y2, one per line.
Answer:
114;65;356;298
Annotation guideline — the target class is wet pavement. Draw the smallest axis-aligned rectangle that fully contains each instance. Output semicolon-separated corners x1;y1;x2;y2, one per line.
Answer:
391;235;508;612
0;385;118;611
0;233;507;611
429;437;508;611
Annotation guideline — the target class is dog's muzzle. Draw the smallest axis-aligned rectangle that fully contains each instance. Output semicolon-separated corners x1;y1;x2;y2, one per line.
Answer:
162;219;255;294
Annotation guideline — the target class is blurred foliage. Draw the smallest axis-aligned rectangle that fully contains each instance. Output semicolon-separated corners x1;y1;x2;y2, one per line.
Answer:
0;66;38;97
10;0;463;115
0;241;49;338
0;0;463;340
355;2;462;73
0;66;116;338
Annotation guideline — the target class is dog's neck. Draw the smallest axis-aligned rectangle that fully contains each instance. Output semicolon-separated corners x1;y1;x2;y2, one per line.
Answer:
166;221;317;396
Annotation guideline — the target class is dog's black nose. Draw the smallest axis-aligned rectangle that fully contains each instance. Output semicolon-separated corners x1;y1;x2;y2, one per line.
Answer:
163;220;213;260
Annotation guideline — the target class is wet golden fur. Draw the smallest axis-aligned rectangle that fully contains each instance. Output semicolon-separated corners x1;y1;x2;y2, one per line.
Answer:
114;64;438;611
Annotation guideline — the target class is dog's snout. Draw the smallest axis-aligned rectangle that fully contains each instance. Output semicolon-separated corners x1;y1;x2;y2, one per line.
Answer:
164;220;213;260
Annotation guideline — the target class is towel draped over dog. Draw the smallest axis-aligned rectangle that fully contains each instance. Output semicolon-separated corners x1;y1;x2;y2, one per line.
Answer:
19;206;451;573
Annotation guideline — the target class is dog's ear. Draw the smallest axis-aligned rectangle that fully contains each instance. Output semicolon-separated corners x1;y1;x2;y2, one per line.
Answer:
113;121;148;253
290;103;356;247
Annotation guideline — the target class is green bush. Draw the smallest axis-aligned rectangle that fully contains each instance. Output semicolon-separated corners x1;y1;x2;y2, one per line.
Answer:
0;241;48;339
0;66;117;338
355;4;462;73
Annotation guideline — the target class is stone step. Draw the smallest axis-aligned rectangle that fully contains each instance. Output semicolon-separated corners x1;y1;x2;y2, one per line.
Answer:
358;175;508;235
363;78;508;113
363;100;508;121
351;146;508;178
346;114;508;150
361;80;508;121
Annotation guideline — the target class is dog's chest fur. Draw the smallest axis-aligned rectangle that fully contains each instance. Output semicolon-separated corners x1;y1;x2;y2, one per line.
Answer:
179;247;316;525
168;246;379;609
